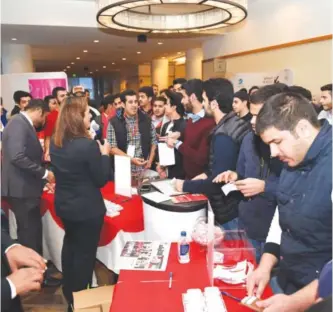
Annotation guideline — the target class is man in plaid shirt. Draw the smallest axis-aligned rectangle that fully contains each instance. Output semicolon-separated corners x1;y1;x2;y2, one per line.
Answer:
107;90;157;175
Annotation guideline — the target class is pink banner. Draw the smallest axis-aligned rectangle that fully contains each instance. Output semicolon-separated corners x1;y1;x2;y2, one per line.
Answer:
28;78;67;99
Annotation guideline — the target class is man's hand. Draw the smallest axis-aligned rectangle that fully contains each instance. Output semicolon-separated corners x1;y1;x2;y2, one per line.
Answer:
192;173;208;181
213;170;238;183
256;294;300;312
246;267;271;299
145;160;152;169
131;158;148;167
97;141;111;156
6;245;47;272
156;164;167;179
46;171;55;183
234;178;265;197
175;179;184;192
45;183;55;193
166;137;177;148
44;152;51;162
7;268;44;296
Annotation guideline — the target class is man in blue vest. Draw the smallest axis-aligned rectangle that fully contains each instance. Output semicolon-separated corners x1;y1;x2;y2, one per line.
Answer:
247;92;332;297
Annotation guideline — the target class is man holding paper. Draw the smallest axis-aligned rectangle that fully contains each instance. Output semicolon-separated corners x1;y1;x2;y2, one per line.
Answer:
107;89;157;174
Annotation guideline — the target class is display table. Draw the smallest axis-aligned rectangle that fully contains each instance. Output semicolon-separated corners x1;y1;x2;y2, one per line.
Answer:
2;182;145;273
140;186;207;241
110;242;273;312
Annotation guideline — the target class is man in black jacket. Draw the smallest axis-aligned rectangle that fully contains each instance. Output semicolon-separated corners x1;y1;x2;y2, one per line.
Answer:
1;231;46;312
107;89;157;174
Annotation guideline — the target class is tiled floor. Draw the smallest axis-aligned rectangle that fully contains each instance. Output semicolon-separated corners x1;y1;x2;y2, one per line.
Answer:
21;261;117;312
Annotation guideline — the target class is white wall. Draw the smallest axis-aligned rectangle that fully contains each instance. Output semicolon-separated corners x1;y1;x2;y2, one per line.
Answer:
202;0;333;60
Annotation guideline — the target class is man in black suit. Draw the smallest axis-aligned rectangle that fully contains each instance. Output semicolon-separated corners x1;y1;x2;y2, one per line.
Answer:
10;91;32;117
2;231;46;312
2;99;55;254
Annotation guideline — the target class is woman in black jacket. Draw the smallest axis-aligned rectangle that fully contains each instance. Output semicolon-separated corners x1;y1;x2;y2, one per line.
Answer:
50;96;111;310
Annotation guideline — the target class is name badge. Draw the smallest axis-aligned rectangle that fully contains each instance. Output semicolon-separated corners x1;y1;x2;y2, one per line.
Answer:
127;145;135;158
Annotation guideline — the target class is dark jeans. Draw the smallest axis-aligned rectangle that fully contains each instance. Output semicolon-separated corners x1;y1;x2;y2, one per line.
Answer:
61;215;104;305
8;197;42;254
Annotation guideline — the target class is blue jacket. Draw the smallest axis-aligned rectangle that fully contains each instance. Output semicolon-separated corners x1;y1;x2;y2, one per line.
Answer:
237;132;282;241
277;120;332;294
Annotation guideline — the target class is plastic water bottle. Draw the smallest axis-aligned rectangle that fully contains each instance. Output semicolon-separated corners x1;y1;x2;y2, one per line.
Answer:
178;231;190;264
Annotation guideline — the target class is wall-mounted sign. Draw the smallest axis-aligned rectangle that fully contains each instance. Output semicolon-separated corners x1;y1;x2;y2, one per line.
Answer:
213;58;227;73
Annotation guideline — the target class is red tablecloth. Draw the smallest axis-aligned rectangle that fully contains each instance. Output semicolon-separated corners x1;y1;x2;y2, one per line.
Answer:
110;242;273;312
5;182;144;247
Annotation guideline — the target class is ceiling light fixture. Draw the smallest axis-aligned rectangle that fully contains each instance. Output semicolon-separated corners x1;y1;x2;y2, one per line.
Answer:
11;38;17;41
96;0;247;34
93;40;99;43
90;71;93;74
112;62;115;65
177;52;182;54
103;66;107;68
76;57;80;60
122;58;126;61
137;51;141;54
67;66;71;68
83;50;88;53
157;42;163;45
71;62;75;65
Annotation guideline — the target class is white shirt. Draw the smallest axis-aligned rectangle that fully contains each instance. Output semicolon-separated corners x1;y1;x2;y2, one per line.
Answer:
20;112;49;179
318;110;332;125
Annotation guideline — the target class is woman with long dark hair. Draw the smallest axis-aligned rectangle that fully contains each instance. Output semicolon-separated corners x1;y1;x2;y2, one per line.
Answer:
50;96;111;311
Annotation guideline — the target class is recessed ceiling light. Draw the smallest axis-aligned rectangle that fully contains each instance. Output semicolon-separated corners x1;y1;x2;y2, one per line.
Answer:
64;69;67;71
137;51;141;54
96;69;99;72
67;66;71;68
71;62;75;65
93;40;99;43
122;58;126;61
112;62;115;65
103;66;106;68
162;57;166;59
11;38;17;41
177;52;182;54
157;42;163;45
83;50;88;53
89;71;93;74
76;57;80;60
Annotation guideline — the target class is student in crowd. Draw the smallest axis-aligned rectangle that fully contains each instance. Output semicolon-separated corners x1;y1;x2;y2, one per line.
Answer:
158;90;186;179
173;78;187;93
312;94;323;114
255;259;332;312
160;89;168;98
175;78;250;230
152;84;159;96
84;89;90;99
10;91;32;117
247;93;332;297
112;93;123;110
151;96;167;135
98;95;116;140
318;83;332;124
249;86;259;96
213;84;287;262
52;87;67;106
43;95;61;161
50;96;111;311
166;79;215;179
138;86;154;116
107;90;157;174
232;89;252;122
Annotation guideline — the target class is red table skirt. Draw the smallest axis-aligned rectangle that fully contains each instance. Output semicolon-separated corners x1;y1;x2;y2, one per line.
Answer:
110;242;273;312
3;182;144;247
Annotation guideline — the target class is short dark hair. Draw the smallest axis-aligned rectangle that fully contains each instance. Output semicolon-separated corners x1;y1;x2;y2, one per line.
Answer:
113;93;121;101
44;95;56;104
84;89;90;93
173;78;187;86
120;89;137;104
153;96;167;105
321;84;332;93
288;86;312;101
52;87;66;98
250;83;289;105
203;78;234;114
152;84;158;88
256;92;320;135
239;88;248;93
25;99;49;114
234;90;249;102
249;86;259;94
101;95;114;110
165;90;185;117
160;89;168;95
182;79;203;102
138;86;154;98
13;91;32;104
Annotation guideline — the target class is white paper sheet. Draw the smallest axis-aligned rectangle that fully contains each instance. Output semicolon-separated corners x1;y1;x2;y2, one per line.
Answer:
141;191;172;203
158;143;175;166
151;179;187;196
221;183;238;196
115;155;132;198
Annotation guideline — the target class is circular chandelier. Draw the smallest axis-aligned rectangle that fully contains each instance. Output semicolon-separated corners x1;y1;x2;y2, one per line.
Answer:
96;0;247;33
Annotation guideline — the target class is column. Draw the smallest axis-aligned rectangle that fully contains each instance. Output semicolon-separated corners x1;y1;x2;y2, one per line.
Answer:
186;47;203;80
2;44;34;74
151;58;169;90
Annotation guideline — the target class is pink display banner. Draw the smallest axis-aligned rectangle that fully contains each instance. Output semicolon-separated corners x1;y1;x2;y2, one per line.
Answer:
28;78;67;99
